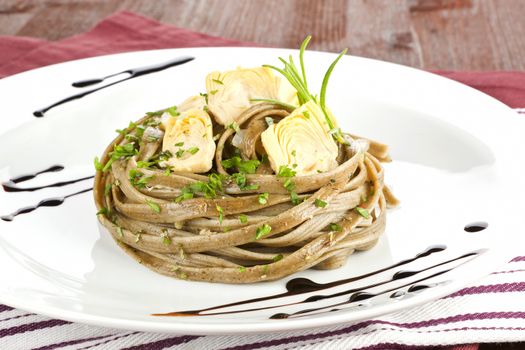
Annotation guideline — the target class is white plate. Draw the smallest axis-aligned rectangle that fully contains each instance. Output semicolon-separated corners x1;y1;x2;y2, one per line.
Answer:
0;47;523;334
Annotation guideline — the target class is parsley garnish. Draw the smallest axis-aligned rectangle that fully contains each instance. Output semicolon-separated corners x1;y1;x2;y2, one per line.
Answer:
329;223;342;232
199;92;209;104
129;169;153;189
272;254;284;262
238;266;246;272
94;157;103;171
277;165;296;177
212;78;224;85
290;191;302;205
222;156;260;174
102;142;138;172
258;192;269;205
104;183;112;196
216;204;224;225
255;224;272;240
188;146;199;155
210;89;218;95
355;207;370;219
227;121;240;132
166;106;179;117
315;199;327;208
239;214;248;223
96;207;108;216
146;199;161;213
161;230;171;245
174;142;184;147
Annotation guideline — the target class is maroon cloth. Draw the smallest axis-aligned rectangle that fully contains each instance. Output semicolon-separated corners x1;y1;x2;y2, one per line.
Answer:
2;10;524;350
1;11;524;109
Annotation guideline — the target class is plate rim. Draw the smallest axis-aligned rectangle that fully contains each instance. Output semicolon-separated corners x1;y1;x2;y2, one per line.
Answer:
0;46;520;334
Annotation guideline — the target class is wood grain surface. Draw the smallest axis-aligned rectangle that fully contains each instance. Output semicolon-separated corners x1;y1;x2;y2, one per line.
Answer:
0;1;523;348
1;0;524;71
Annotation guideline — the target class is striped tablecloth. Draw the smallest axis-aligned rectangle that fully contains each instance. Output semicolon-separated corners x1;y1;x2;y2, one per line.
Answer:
1;11;525;350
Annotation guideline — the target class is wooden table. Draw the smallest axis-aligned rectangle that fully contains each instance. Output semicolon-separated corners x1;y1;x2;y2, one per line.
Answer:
1;1;524;349
1;0;524;71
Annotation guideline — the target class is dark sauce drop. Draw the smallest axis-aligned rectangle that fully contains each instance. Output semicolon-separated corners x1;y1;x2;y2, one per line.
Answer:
1;188;92;222
8;165;64;184
348;292;376;302
407;284;432;293
464;222;488;233
33;56;194;117
3;175;93;193
153;245;470;319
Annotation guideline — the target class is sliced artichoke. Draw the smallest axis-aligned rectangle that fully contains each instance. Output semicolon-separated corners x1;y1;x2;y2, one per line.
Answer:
161;107;215;173
161;95;206;130
261;100;338;176
206;67;298;125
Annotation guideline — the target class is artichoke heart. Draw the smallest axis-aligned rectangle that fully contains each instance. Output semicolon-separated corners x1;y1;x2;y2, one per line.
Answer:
161;108;215;173
206;67;298;125
161;95;206;130
261;100;338;176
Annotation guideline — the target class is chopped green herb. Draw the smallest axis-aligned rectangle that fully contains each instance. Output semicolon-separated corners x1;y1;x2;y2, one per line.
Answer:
222;156;260;174
277;165;296;177
283;178;295;192
227;121;240;132
175;148;185;158
146;110;164;117
102;142;138;172
315;199;327;208
258;192;269;205
175;190;194;203
96;207;109;216
355;207;370;219
187;146;199;155
212;78;224;85
216;204;224;225
146;200;161;213
164;166;173;176
146;135;160;143
272;254;284;262
199;92;209;104
329;223;342;232
174;142;184;147
104;183;112;196
166;106;179;117
255;224;272;240
238;266;247;272
290;191;302;205
210;89;218;95
161;230;171;245
262;264;269;274
303;111;311;119
129;169;153;189
94;157;103;171
291;150;297;157
239;214;248;223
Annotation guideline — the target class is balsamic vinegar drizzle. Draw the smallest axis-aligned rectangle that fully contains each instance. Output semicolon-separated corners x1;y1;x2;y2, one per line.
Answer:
1;165;93;221
1;188;92;222
464;221;488;232
33;56;195;117
153;247;484;319
8;164;64;183
3;175;93;192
